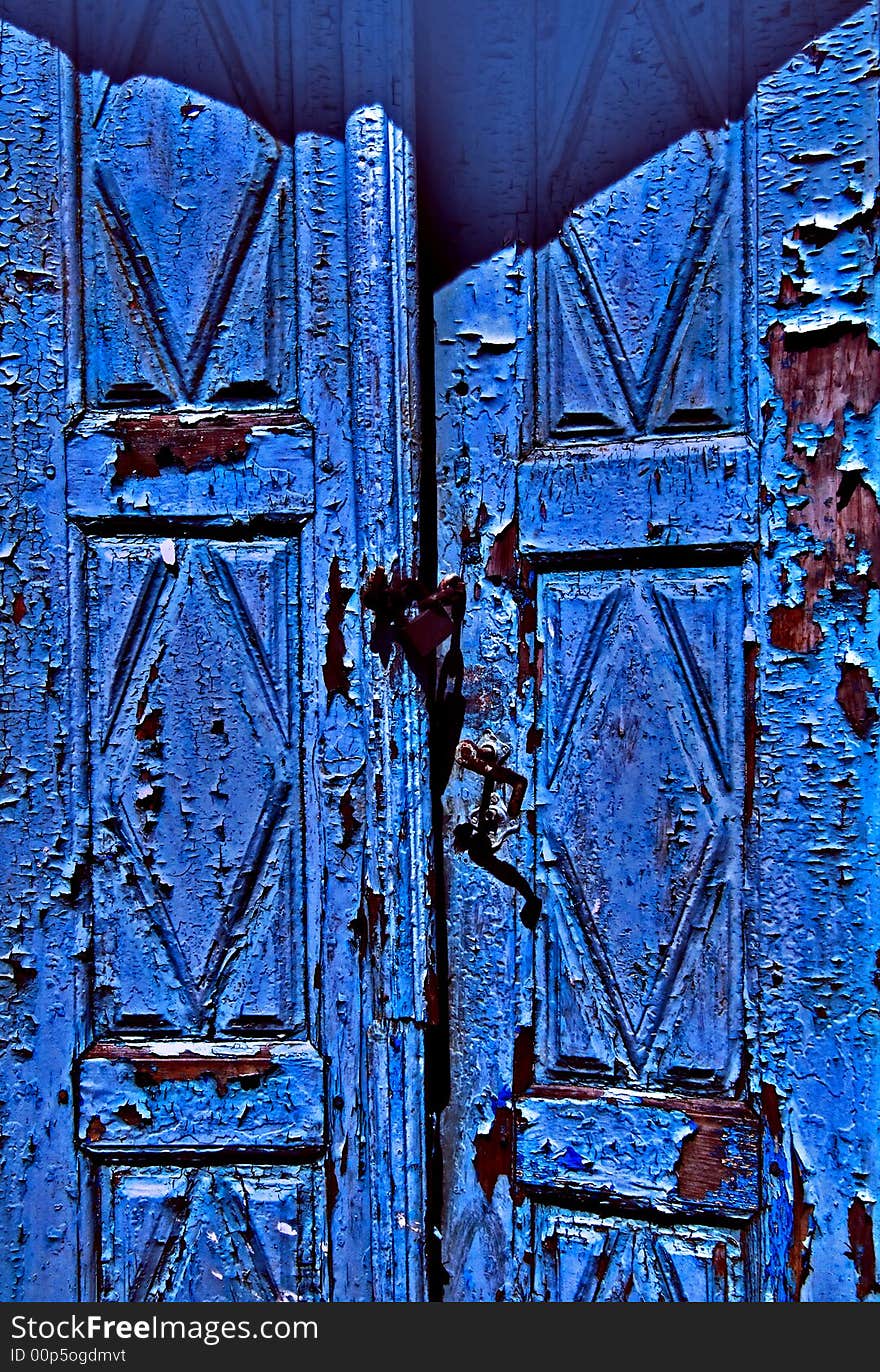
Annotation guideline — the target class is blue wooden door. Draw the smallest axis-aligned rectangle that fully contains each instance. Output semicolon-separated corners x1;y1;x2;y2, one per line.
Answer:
0;1;431;1302
434;0;879;1301
2;0;877;1305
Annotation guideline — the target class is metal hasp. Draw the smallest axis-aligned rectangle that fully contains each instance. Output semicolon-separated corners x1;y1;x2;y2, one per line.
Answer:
453;733;541;931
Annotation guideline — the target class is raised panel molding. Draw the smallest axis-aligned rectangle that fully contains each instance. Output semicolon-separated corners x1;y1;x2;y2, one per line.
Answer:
537;567;744;1091
85;535;306;1036
532;1211;745;1302
537;0;743;445
100;1166;325;1301
540;126;742;442
76;11;295;409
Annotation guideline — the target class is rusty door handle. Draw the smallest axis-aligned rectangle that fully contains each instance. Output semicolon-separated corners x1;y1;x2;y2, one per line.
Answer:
453;731;541;930
456;735;526;817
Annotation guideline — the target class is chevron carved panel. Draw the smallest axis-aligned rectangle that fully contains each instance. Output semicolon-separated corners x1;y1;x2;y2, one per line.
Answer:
538;1;743;440
77;0;295;408
538;568;744;1091
87;535;305;1036
533;1213;745;1302
100;1166;325;1301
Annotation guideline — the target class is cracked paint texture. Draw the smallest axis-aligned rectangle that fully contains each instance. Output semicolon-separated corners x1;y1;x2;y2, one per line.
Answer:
1;0;879;1304
757;5;880;1302
0;24;79;1301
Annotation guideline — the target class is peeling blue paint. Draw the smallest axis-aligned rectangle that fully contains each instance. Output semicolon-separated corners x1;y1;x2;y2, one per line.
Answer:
0;0;877;1305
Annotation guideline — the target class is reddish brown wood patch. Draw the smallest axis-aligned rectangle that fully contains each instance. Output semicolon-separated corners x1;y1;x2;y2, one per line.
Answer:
85;1043;281;1097
111;410;300;486
473;1106;515;1202
767;324;880;651
847;1197;879;1300
323;555;354;703
836;661;879;738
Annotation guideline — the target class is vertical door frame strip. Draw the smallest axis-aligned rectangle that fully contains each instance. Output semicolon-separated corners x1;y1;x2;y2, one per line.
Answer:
345;87;432;1300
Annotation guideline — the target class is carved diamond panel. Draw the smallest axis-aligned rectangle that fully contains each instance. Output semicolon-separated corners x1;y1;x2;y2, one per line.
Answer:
538;0;743;440
87;536;304;1035
78;4;295;407
533;1212;744;1302
100;1166;325;1302
539;568;743;1089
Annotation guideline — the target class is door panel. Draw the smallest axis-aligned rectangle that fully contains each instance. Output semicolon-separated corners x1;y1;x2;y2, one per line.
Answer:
436;0;879;1303
70;443;324;1298
82;531;308;1038
65;38;331;1297
535;565;745;1092
532;1213;746;1302
517;1093;757;1219
99;1165;324;1302
78;65;295;409
539;124;743;442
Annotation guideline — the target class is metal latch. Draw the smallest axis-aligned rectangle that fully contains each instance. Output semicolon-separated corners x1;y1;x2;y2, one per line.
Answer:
453;731;541;930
